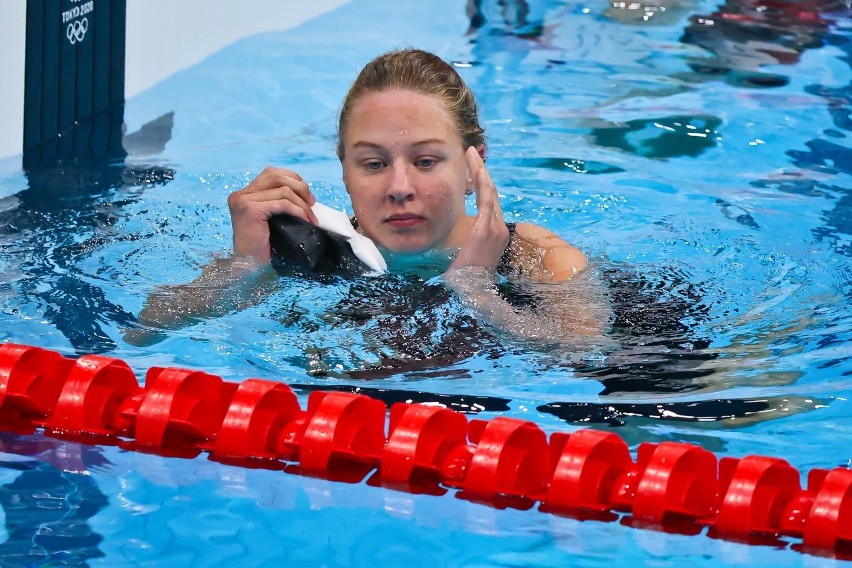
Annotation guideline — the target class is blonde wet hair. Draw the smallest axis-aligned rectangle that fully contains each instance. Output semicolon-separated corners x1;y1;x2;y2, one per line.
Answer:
337;48;485;159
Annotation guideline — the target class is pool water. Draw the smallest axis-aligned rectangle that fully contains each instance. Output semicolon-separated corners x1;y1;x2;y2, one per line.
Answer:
1;0;851;565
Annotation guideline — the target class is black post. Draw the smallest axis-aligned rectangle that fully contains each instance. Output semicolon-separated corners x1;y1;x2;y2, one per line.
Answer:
23;0;127;170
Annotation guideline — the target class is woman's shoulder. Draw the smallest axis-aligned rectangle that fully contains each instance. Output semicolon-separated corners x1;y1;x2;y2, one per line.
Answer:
513;222;587;282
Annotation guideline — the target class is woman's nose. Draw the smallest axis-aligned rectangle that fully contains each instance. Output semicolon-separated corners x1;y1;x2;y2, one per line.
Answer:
387;163;414;202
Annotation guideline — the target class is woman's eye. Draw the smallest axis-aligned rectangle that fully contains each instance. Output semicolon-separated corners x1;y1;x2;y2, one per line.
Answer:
365;160;384;170
417;158;435;169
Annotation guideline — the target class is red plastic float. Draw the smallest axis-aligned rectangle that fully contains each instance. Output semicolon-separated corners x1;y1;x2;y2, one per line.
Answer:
380;402;468;489
0;342;849;558
294;390;386;477
0;344;72;431
716;455;801;537
456;417;551;501
43;354;142;442
541;429;631;514
631;441;718;525
125;366;237;456
209;378;302;466
802;468;852;550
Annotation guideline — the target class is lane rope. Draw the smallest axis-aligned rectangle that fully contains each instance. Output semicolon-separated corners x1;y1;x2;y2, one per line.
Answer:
0;343;849;557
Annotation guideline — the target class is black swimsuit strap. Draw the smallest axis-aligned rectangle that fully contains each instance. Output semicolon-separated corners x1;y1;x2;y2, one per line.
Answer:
499;222;517;273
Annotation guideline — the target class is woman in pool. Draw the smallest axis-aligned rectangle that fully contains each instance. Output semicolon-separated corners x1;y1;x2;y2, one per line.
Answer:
130;48;607;344
232;49;585;281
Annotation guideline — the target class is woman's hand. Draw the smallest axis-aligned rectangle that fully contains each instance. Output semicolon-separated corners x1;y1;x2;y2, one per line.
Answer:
227;167;318;264
451;147;510;270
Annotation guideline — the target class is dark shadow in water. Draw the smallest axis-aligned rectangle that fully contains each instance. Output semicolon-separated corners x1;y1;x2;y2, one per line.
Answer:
537;396;827;427
577;263;718;396
1;112;176;354
0;433;110;567
286;261;795;426
320;262;719;396
589;115;723;159
328;276;508;381
0;463;108;567
326;258;715;390
292;383;511;414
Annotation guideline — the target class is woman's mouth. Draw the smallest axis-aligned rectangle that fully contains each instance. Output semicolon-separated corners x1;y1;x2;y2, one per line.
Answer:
385;214;424;229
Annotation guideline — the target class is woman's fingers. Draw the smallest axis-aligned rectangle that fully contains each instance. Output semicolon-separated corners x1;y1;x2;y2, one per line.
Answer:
230;188;317;223
245;166;316;205
465;147;503;219
453;148;510;270
229;171;318;225
228;166;319;263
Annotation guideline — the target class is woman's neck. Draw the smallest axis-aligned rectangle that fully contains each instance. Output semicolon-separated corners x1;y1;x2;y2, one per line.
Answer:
381;247;458;277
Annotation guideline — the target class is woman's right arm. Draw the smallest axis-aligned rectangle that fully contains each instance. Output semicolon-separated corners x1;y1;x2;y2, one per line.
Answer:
444;148;611;342
124;167;317;345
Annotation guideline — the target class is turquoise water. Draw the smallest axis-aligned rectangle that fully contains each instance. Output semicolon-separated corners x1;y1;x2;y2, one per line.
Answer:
0;0;851;565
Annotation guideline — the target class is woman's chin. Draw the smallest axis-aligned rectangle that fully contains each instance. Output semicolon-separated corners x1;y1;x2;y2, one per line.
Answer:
377;239;431;256
381;245;422;256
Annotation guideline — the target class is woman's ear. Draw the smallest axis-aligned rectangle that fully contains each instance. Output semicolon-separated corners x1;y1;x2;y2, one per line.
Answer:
477;143;486;160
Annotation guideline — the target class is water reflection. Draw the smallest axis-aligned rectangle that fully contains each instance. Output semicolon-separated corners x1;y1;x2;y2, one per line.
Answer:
330;276;506;380
466;0;544;37
621;1;852;260
678;0;849;86
605;0;700;26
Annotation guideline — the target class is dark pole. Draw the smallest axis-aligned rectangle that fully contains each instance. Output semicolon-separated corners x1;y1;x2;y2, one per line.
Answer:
23;0;127;170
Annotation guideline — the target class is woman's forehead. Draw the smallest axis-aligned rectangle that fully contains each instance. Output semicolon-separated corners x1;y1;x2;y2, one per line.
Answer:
343;89;462;148
348;89;453;120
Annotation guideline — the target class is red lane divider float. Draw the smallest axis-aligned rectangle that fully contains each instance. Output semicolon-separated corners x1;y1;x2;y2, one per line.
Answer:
1;343;850;557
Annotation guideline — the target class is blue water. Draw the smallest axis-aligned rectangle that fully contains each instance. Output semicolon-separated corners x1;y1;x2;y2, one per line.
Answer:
1;0;851;565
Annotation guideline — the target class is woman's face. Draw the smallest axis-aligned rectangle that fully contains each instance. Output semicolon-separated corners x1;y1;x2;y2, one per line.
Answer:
341;89;472;255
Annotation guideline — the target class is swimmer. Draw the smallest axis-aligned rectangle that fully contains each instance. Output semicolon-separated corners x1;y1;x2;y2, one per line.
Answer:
127;49;610;346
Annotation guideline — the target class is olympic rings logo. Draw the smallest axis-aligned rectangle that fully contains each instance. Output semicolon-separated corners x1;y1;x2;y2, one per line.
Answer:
66;17;89;45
